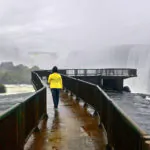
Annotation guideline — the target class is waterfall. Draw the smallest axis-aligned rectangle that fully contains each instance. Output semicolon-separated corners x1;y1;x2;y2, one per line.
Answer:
124;45;150;93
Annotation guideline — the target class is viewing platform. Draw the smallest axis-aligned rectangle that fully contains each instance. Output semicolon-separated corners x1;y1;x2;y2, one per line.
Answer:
36;68;137;91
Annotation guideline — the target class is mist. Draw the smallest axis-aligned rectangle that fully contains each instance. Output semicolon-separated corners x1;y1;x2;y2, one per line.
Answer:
0;0;150;92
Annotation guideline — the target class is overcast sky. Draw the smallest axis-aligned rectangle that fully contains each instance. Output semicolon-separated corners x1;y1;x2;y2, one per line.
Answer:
0;0;150;67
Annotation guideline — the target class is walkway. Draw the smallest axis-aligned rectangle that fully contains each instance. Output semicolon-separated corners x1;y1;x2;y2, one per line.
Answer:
24;84;106;150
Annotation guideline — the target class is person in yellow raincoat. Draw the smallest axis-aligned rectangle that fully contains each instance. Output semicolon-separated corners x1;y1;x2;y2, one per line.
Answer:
48;66;63;109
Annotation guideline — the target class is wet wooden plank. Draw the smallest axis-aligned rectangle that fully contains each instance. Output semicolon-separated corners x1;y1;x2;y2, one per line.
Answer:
24;87;106;150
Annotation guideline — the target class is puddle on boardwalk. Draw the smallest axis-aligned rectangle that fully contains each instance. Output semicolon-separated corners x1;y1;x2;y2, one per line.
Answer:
24;91;106;150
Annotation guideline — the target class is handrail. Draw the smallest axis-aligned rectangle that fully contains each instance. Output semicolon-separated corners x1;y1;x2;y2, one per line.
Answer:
31;72;44;90
0;72;47;150
0;103;21;120
61;74;150;150
65;68;137;77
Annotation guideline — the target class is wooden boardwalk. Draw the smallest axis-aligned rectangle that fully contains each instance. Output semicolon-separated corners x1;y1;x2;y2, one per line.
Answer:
24;85;106;150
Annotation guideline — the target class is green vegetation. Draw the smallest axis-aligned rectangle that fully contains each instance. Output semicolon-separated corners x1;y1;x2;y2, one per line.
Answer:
0;62;40;84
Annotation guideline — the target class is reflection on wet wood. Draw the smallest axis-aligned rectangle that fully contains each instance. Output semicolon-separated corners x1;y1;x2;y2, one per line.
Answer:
24;88;106;150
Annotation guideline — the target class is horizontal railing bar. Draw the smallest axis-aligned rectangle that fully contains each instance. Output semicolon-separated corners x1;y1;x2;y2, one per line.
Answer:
0;103;21;120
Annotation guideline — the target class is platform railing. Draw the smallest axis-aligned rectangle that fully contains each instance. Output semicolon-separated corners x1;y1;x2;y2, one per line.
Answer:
32;72;44;90
65;68;137;77
62;74;150;150
0;72;47;150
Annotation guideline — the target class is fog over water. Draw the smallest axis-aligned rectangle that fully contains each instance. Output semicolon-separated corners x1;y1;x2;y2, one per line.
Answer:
0;0;150;92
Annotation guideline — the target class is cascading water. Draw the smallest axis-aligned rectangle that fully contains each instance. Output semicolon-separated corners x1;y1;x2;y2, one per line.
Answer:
124;46;150;93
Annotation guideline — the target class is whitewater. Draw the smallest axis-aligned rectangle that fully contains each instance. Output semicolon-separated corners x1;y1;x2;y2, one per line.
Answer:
0;84;35;112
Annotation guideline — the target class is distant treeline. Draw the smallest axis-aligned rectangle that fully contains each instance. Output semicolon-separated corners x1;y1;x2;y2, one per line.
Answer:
0;62;40;84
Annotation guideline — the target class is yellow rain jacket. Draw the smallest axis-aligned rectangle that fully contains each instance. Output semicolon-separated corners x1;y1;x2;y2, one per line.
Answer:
48;73;63;89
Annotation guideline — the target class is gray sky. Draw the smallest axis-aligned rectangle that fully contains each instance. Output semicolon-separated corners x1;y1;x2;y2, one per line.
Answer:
0;0;150;68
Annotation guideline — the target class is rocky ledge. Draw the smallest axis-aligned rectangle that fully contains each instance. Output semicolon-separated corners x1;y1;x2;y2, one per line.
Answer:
0;84;6;93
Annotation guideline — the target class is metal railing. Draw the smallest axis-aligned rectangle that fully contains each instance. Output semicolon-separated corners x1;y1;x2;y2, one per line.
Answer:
65;68;137;77
0;72;47;150
62;74;150;150
32;72;44;90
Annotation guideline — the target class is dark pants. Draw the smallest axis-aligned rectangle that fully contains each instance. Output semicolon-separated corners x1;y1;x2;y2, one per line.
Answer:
51;89;60;108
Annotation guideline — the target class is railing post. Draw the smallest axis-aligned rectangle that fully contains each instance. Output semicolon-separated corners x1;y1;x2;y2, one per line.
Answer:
75;79;80;100
84;69;87;76
75;69;78;76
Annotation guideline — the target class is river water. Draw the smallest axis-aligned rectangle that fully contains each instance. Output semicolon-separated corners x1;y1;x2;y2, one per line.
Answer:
107;92;150;134
0;84;35;112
